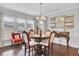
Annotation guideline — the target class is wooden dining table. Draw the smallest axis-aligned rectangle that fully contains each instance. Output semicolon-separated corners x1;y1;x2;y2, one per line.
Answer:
31;34;50;42
31;34;50;55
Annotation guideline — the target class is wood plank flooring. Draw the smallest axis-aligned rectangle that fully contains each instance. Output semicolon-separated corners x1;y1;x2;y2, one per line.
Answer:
0;43;78;56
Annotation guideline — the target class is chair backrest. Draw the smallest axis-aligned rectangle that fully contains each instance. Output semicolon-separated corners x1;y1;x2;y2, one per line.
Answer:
49;32;55;43
22;31;30;44
45;30;51;37
12;32;21;39
41;30;51;45
29;30;35;37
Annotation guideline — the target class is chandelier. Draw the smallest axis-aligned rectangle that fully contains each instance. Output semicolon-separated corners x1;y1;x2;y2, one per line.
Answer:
36;3;46;20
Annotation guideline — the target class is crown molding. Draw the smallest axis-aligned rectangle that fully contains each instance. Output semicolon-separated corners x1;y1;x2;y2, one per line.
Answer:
44;7;79;16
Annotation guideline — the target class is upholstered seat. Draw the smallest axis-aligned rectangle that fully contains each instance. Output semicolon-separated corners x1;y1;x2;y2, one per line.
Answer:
40;39;48;46
13;38;22;42
11;32;23;44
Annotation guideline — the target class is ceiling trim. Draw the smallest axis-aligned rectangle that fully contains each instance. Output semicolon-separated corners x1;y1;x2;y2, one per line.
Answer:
44;6;79;16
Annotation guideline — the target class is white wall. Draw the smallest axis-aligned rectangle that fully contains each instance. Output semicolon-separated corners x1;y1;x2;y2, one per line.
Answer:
69;12;79;48
46;7;79;48
0;12;2;47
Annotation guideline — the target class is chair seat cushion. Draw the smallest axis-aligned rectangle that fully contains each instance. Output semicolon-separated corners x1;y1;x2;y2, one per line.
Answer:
40;39;48;46
30;41;38;46
40;42;48;46
13;38;22;42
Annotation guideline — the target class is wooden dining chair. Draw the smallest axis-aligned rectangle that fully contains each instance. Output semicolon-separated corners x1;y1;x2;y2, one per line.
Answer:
45;30;51;37
11;32;23;45
28;30;35;38
40;32;55;55
22;31;38;56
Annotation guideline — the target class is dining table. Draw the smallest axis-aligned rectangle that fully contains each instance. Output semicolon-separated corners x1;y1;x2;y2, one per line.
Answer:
31;34;50;55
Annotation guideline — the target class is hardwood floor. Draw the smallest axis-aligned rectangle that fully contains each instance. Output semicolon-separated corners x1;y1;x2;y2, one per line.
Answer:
0;43;78;56
53;43;78;56
0;44;24;56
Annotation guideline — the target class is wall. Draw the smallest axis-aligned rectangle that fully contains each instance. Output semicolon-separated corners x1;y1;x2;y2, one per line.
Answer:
0;12;3;47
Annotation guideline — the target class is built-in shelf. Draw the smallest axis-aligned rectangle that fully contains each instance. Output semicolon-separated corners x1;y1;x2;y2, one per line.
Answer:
49;17;56;30
48;15;74;31
65;16;74;28
56;16;65;28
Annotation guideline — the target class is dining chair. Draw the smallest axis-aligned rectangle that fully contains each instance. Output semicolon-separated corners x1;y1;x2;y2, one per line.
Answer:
45;30;51;37
28;30;35;38
11;32;23;45
40;32;55;55
22;31;38;56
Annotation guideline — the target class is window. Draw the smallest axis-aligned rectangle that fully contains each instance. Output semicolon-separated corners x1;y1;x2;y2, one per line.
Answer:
3;16;15;46
48;17;56;31
25;20;35;32
3;16;15;28
16;18;26;32
38;20;44;30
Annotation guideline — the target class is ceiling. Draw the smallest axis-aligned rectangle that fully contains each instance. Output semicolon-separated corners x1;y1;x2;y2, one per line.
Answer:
0;3;79;16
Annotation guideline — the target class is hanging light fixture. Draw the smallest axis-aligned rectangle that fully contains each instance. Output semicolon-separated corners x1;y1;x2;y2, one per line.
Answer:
36;3;46;20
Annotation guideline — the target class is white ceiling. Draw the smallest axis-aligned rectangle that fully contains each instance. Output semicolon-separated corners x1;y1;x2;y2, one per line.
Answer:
0;3;79;16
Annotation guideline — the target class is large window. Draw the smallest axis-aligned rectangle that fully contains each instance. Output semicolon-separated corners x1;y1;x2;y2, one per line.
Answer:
25;20;35;32
3;17;15;28
3;16;15;46
16;18;26;32
38;20;44;31
2;16;35;46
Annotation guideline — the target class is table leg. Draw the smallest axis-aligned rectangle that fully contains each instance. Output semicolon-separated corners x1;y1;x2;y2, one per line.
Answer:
66;36;70;48
35;44;42;56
